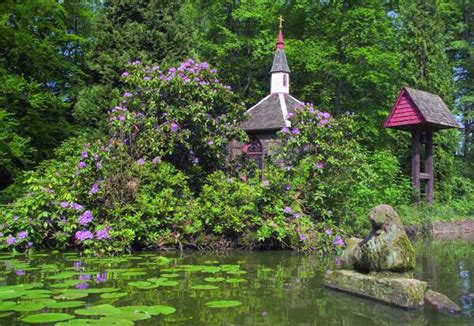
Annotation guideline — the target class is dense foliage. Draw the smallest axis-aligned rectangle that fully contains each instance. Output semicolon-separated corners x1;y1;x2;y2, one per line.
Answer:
0;0;472;255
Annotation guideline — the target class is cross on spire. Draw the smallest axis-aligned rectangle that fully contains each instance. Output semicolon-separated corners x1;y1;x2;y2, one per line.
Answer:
279;15;284;31
276;15;285;50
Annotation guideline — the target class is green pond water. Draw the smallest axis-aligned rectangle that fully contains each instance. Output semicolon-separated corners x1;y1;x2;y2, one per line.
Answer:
0;239;472;325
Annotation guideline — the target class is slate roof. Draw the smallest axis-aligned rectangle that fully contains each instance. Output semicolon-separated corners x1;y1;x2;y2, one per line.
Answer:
271;49;290;73
241;94;302;131
404;87;459;129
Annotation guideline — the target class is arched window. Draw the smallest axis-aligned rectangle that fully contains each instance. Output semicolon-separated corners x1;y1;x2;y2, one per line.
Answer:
243;137;263;169
283;74;287;87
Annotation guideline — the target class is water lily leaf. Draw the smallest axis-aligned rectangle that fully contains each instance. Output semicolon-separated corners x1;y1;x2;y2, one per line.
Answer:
46;301;85;309
127;281;153;289
100;312;150;321
91;318;133;326
120;305;176;315
12;302;45;312
0;290;22;300
226;278;247;284
191;285;219;290
100;292;128;299
205;300;242;308
0;301;16;311
200;266;221;273
22;313;75;323
75;304;122;316
51;280;87;289
47;272;80;280
160;273;179;278
226;270;247;275
55;319;94;326
204;277;225;283
121;271;147;277
54;293;88;300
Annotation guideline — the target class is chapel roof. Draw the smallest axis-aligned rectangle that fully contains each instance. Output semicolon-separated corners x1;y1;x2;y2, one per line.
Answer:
241;94;301;131
270;31;290;73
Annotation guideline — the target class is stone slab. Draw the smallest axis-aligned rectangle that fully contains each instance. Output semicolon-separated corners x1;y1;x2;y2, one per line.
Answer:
324;269;427;309
424;289;461;314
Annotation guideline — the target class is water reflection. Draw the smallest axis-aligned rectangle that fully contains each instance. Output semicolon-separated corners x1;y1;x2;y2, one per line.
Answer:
0;239;471;325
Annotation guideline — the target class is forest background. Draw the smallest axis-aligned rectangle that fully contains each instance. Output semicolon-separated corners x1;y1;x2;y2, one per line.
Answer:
0;0;472;254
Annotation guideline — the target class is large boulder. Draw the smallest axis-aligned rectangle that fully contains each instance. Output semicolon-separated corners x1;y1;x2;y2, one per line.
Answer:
342;204;416;272
324;269;427;309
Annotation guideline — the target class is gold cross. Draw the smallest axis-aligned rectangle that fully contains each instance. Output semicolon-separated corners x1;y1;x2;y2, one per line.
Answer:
279;15;284;31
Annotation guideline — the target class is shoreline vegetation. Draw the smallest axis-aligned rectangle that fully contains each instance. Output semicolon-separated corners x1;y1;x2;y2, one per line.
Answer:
1;1;473;256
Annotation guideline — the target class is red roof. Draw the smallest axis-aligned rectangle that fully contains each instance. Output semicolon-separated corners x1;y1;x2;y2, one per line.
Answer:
385;87;459;130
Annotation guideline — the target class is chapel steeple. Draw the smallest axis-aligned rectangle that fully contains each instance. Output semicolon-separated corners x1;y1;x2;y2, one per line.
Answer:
271;16;290;94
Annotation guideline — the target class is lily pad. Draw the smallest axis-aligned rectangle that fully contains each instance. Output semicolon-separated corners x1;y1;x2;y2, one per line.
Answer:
22;313;75;323
47;272;80;280
54;293;88;300
204;277;225;283
0;290;22;300
160;273;179;278
121;305;176;315
226;278;247;284
75;304;122;316
12;302;46;312
91;318;133;326
100;292;128;299
121;271;147;277
205;300;242;308
191;285;219;290
46;301;85;309
55;319;94;326
0;301;16;311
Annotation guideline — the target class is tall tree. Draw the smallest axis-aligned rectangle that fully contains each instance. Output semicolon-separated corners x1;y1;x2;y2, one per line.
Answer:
0;0;91;189
73;0;198;129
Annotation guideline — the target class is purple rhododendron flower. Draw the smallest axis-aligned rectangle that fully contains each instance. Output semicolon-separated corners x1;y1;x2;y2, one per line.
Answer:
285;184;292;191
93;153;99;161
14;215;19;221
334;235;345;246
123;92;133;97
335;257;343;266
117;115;126;121
79;210;93;225
325;229;332;235
131;60;141;65
299;234;307;241
78;161;87;168
262;180;270;187
283;206;293;214
152;157;161;165
16;270;25;276
293;213;301;219
171;123;179;132
291;128;300;135
72;203;84;211
193;157;199;164
81;151;88;158
144;76;151;81
121;71;129;78
0;233;4;237
89;182;100;194
96;228;111;240
75;230;93;241
207;140;214;145
7;237;16;245
137;158;145;165
316;161;325;169
26;241;33;248
319;119;329;126
60;201;69;208
18;231;28;239
96;162;102;169
286;164;292;171
281;127;289;134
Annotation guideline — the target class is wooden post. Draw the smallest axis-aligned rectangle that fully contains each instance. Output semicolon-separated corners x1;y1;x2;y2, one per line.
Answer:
425;131;434;204
412;130;421;203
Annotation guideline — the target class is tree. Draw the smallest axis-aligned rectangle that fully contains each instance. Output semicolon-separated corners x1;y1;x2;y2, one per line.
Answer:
0;0;91;190
74;0;198;129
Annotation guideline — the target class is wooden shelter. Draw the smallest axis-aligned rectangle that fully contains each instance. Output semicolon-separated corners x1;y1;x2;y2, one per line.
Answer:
385;87;459;203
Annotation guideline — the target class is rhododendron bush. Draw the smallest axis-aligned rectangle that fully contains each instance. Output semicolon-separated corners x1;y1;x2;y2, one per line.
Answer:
0;59;408;255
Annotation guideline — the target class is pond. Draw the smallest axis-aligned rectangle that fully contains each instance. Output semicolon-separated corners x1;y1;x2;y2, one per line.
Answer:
0;239;472;325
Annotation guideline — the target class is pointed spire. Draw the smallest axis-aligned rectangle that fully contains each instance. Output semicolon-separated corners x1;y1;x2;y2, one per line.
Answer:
277;15;285;49
271;15;290;74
